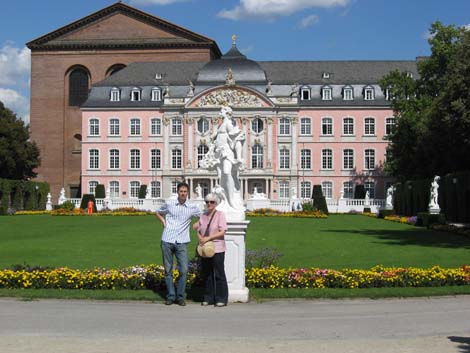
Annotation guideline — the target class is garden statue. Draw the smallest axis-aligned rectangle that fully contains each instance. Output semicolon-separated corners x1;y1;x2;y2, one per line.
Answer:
195;183;203;200
364;191;370;206
46;193;52;211
187;80;195;96
58;187;66;205
386;185;395;208
291;186;298;199
200;105;246;220
145;186;151;199
428;175;441;213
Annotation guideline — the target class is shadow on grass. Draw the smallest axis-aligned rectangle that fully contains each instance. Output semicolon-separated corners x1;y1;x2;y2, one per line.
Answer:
324;228;470;249
448;336;470;353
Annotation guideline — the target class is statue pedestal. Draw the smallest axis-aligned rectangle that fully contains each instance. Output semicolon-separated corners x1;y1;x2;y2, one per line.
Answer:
225;220;250;303
429;207;441;215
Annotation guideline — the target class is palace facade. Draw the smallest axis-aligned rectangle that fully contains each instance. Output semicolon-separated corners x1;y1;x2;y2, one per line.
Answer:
28;2;418;201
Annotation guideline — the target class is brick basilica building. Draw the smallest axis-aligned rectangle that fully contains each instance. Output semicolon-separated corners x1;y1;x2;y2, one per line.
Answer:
27;2;417;202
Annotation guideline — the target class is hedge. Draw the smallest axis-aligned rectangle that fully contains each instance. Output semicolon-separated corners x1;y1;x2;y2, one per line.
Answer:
0;178;50;213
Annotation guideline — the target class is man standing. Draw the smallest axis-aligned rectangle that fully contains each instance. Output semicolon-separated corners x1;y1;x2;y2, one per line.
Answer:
156;182;201;306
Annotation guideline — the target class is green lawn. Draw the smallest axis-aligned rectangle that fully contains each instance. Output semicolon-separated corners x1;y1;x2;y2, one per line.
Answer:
1;214;470;270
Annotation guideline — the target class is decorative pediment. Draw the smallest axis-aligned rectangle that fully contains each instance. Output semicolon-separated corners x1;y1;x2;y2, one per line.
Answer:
195;87;268;108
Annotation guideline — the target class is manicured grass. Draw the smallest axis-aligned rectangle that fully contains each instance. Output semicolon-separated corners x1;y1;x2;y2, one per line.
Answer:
1;214;470;270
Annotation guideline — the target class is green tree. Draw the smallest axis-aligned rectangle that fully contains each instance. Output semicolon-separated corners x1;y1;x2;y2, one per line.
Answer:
380;22;469;179
0;101;40;180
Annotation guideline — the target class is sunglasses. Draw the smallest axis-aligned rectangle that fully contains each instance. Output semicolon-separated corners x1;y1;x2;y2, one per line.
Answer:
205;200;216;204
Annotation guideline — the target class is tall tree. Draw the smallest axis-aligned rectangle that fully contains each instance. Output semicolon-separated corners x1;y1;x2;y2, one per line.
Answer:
380;22;468;179
0;101;40;180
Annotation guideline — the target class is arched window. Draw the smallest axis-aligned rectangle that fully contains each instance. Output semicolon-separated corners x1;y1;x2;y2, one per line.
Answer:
106;64;126;77
69;67;89;106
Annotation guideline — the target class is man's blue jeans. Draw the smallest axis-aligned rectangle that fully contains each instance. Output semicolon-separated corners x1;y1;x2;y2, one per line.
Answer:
161;241;188;301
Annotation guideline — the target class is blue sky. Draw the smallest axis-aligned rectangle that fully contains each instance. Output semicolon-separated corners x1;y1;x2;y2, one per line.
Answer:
0;0;469;123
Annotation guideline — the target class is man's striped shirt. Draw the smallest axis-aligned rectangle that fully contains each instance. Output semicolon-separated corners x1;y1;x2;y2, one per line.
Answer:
157;199;201;243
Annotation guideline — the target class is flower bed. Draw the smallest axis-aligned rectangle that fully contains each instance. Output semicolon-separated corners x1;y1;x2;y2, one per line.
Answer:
14;208;153;216
1;264;469;290
246;208;327;218
383;215;417;225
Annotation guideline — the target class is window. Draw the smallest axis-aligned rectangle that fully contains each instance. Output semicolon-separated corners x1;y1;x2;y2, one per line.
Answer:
322;72;330;79
197;145;209;167
110;88;120;102
279;118;291;136
365;181;375;198
279;148;290;169
151;88;162;101
343;117;354;135
109;119;120;136
300;181;312;199
251;144;264;169
88;181;98;195
364;149;375;170
130;118;141;136
364;117;375;136
300;149;311;169
300;117;311;135
69;68;89;106
131;88;141;101
343;86;354;101
172;118;183;136
364;86;375;100
321;181;333;199
197;118;209;134
130;181;140;198
384;88;391;101
343;149;354;169
279;181;290;198
109;149;120;169
150;118;161;136
300;87;311;100
150;181;161;198
89;149;99;169
343;181;354;199
322;117;333;135
252;118;264;134
109;181;119;198
172;149;182;169
322;149;333;169
385;117;396;135
322;86;332;100
130;149;141;169
171;181;178;194
151;149;161;169
89;119;99;136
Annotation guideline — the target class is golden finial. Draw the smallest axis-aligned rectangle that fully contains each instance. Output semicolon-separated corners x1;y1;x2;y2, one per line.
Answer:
232;34;237;46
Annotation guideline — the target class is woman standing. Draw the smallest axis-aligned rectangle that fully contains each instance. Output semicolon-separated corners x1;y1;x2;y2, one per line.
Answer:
194;193;228;306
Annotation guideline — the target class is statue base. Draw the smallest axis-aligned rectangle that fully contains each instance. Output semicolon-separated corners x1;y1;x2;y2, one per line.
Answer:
429;207;441;215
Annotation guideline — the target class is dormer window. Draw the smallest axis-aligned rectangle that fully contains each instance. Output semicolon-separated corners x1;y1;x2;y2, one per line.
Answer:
406;72;413;78
343;86;354;101
364;86;375;100
151;88;162;101
155;73;163;80
300;87;311;100
110;88;120;102
131;88;141;102
384;88;391;101
322;72;330;79
322;86;333;101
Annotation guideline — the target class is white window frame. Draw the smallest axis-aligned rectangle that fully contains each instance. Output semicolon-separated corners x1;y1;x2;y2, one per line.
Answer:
150;181;161;198
300;117;311;135
129;181;140;198
109;181;120;198
322;149;333;170
364;117;376;136
321;181;333;199
171;117;183;136
342;117;354;135
300;149;311;170
150;149;161;169
251;144;264;169
109;118;120;136
300;87;311;100
279;148;290;169
365;181;375;198
322;86;332;101
197;118;209;134
321;117;333;136
364;149;375;170
171;148;182;169
88;181;99;195
129;149;141;170
279;117;291;136
197;144;209;167
89;149;99;169
343;86;354;101
109;148;120;170
151;88;162;102
364;86;375;100
385;117;396;136
279;181;290;199
343;149;354;170
343;181;354;199
130;88;141;102
110;88;120;102
300;181;312;199
130;118;141;136
150;118;162;136
88;118;100;136
251;117;264;134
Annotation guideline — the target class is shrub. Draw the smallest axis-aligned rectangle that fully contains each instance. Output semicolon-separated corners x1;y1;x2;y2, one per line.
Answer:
54;200;76;211
312;185;329;215
378;209;395;219
363;207;371;213
80;194;97;212
95;184;106;198
354;184;366;199
301;201;317;212
0;206;6;215
417;212;446;227
246;248;282;269
139;185;147;199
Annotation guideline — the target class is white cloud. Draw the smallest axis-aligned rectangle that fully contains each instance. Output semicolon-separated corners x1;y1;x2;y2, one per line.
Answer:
299;14;319;28
0;45;30;86
0;88;30;123
128;0;188;5
218;0;349;20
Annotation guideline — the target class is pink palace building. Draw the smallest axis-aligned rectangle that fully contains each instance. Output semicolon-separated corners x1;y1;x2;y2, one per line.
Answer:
81;39;417;202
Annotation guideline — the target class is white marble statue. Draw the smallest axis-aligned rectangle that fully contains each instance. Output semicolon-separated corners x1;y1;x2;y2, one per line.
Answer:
429;175;441;210
58;187;66;205
200;106;246;220
364;191;370;206
195;183;203;200
46;193;53;211
145;186;151;199
188;80;195;96
386;185;395;208
291;186;298;199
